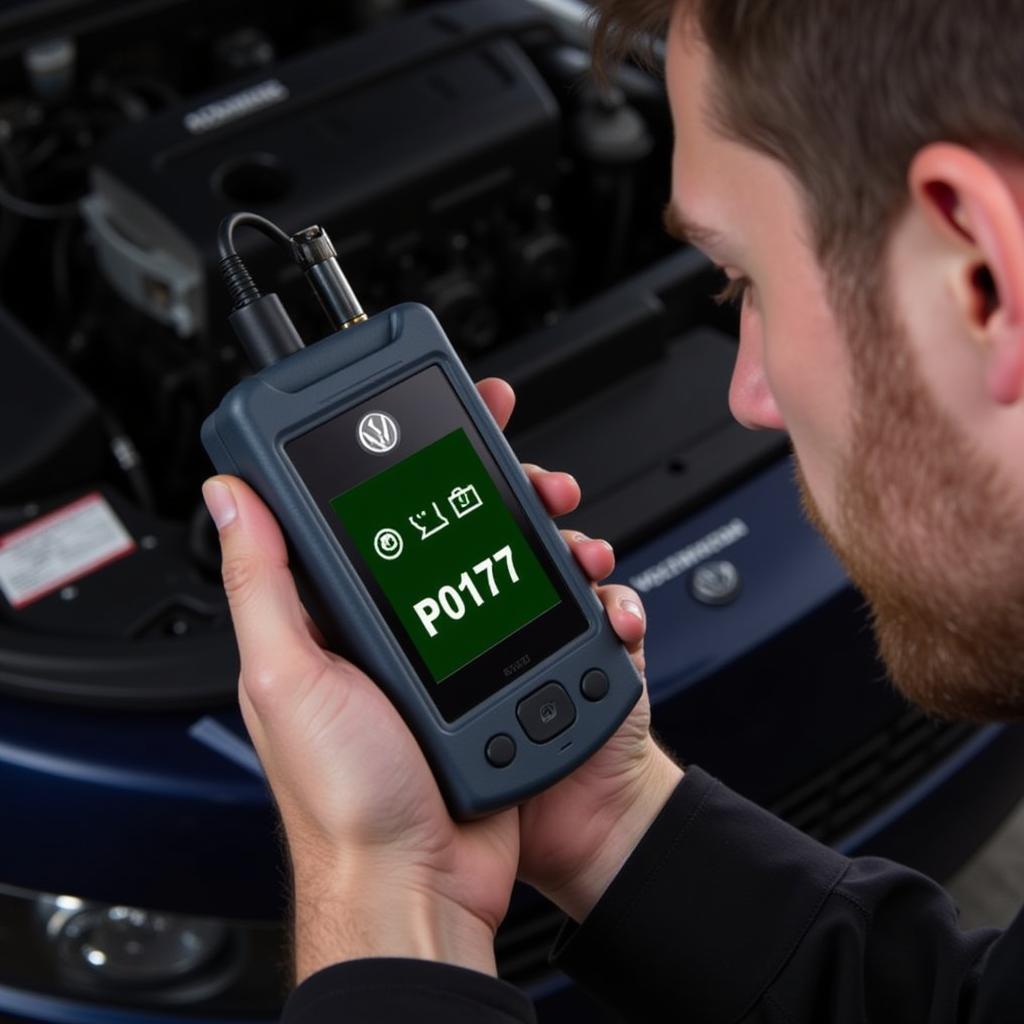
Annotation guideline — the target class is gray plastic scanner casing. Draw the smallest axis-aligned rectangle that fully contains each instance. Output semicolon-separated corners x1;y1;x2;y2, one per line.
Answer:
201;303;642;819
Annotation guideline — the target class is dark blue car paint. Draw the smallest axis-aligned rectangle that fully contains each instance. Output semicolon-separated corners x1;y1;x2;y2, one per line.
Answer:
2;456;1023;1022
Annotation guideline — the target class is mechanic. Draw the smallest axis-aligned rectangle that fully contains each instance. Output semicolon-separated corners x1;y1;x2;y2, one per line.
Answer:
200;0;1024;1020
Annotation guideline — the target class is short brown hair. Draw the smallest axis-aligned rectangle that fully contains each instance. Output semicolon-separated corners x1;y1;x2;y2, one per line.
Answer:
591;0;1024;300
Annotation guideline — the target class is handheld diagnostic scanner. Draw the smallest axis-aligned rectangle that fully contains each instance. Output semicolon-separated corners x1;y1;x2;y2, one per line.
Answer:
201;213;642;819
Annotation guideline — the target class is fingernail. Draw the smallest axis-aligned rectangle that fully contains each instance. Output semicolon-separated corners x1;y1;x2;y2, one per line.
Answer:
620;599;644;621
573;531;590;543
599;539;614;553
202;479;237;530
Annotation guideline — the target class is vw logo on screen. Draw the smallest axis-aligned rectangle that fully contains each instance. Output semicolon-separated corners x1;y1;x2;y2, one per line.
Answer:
357;411;400;454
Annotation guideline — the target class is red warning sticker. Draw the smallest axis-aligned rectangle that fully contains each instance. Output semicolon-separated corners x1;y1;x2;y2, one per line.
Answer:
0;492;136;609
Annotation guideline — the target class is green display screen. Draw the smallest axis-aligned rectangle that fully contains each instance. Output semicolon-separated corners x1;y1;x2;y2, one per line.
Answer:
330;428;561;682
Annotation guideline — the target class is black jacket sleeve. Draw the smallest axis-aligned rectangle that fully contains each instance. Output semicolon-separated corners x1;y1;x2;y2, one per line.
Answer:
280;958;536;1023
551;765;1021;1023
278;766;1020;1023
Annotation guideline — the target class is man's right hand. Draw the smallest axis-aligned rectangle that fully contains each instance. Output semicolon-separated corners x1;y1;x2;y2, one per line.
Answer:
518;470;684;924
518;647;682;923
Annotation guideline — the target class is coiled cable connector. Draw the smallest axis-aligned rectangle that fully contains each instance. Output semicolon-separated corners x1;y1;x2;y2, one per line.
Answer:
217;252;261;311
216;212;304;369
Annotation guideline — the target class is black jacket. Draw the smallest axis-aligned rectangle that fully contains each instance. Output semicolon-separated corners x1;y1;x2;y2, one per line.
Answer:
280;766;1022;1022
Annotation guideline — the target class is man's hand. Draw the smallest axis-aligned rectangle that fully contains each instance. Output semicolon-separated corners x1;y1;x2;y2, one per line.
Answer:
468;380;682;924
517;688;683;924
493;389;685;925
203;386;526;983
204;376;676;984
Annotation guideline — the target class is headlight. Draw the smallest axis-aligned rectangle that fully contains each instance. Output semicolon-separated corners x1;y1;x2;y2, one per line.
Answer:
0;883;285;1017
43;898;228;987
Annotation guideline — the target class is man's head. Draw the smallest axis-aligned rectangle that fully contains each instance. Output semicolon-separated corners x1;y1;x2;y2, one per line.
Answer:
591;0;1024;720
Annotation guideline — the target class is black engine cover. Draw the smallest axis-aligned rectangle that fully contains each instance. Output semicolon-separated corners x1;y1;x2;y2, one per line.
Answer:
88;0;562;348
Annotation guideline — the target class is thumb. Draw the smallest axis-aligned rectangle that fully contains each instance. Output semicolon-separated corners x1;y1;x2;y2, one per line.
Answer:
202;475;322;690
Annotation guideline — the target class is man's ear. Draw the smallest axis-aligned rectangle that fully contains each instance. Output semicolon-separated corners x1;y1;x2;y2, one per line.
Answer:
908;142;1024;405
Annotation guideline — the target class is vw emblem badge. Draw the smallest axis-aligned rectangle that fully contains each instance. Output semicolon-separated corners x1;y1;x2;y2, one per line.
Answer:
357;411;400;454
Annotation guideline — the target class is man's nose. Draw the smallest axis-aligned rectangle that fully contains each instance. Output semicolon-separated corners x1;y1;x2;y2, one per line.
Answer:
728;329;786;431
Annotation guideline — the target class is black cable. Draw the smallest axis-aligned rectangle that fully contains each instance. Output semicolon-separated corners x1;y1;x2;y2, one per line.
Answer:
217;211;296;311
102;412;155;512
0;176;82;220
217;211;293;262
0;110;93;224
216;211;305;368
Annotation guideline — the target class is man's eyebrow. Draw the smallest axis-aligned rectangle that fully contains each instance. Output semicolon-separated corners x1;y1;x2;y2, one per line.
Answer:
662;201;724;251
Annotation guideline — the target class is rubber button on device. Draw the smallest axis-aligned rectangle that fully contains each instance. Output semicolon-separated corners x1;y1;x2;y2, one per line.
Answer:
485;734;516;768
580;668;610;702
517;682;576;743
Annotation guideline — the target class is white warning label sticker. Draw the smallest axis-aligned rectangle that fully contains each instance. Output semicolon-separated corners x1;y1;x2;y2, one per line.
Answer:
0;492;136;609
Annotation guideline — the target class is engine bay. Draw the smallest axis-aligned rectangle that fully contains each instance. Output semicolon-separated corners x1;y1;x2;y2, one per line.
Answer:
0;0;777;707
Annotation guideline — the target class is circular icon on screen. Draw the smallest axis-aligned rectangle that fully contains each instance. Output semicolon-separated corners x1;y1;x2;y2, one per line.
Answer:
373;527;404;561
357;411;400;454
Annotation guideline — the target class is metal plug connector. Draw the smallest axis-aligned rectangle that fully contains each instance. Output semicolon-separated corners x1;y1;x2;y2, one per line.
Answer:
291;225;368;331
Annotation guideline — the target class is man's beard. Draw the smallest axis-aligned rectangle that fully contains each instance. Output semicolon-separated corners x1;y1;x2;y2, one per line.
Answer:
794;294;1024;722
